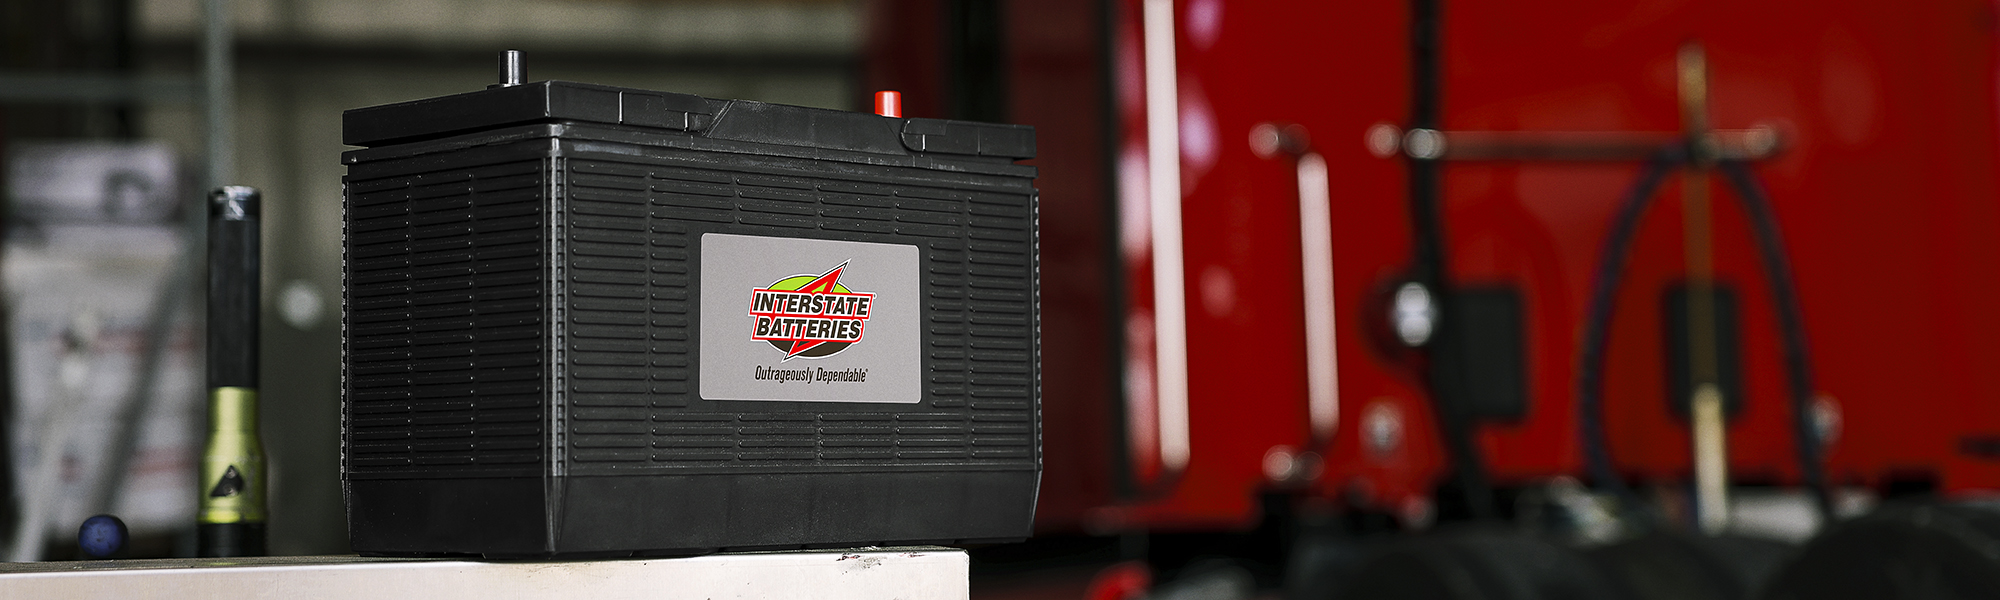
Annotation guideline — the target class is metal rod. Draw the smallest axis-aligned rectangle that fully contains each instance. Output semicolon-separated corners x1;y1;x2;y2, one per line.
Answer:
1679;42;1732;536
203;0;233;190
1397;128;1783;162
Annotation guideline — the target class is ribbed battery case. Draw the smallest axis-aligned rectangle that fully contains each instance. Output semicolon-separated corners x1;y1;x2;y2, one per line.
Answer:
340;81;1039;557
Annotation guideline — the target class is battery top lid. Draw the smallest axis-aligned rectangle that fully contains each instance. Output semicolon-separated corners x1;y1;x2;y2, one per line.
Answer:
342;80;1034;162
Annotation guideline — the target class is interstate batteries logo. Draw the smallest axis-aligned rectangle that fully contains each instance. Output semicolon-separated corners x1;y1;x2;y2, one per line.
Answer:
747;262;875;360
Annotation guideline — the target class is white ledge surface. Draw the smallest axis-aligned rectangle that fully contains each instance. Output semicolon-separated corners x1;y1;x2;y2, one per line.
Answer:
0;547;967;600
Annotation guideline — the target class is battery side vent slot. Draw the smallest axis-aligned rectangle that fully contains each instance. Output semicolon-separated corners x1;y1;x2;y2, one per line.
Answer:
345;153;548;477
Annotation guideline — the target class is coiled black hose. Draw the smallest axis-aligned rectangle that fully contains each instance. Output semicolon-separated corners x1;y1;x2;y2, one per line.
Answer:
1576;154;1681;507
1718;160;1834;518
1573;154;1834;523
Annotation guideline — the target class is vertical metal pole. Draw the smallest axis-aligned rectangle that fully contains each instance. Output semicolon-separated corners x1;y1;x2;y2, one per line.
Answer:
1410;0;1496;520
1679;42;1731;535
203;0;232;190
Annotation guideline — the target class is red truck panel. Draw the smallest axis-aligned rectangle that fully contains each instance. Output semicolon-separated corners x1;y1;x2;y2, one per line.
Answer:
871;0;2000;534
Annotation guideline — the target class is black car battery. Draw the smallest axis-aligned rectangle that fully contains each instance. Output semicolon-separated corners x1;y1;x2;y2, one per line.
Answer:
339;77;1039;557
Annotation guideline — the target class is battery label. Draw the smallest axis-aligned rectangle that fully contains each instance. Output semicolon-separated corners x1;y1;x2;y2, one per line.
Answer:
699;233;921;403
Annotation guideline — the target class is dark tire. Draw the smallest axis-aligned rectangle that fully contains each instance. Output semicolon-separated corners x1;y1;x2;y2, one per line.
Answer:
1589;533;1793;600
1337;528;1620;600
1763;502;2000;600
1286;531;1366;600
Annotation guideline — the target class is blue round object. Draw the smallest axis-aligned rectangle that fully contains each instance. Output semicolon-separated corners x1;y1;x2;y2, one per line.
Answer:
78;514;128;559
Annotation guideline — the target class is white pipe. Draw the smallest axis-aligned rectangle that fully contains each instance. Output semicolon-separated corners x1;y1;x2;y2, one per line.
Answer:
1694;384;1730;534
1142;0;1190;474
1296;153;1339;440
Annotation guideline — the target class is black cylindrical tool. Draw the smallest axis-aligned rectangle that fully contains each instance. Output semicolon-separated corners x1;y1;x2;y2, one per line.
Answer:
199;186;266;557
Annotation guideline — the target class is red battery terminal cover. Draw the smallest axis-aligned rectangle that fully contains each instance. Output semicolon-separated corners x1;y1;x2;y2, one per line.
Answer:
874;90;902;118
